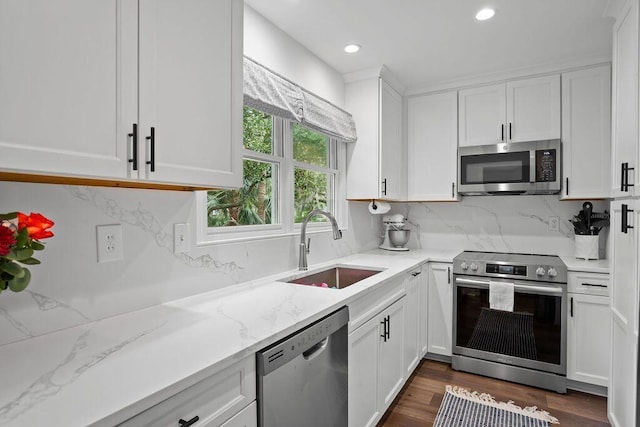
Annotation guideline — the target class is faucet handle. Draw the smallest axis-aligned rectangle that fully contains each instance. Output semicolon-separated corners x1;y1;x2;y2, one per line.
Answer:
306;238;311;253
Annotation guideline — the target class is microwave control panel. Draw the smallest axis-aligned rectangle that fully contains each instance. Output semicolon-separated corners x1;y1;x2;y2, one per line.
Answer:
536;149;556;182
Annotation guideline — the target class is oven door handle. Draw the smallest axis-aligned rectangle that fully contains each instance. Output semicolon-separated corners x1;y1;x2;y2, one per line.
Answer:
454;277;564;295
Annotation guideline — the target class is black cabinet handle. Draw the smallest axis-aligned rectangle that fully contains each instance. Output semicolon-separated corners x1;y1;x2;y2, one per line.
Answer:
382;178;387;196
386;315;390;340
509;122;512;140
570;297;573;317
411;271;421;277
582;283;607;288
380;318;387;342
622;203;634;234
451;182;455;198
146;127;155;172
565;177;569;196
178;416;199;426
447;267;451;284
501;124;504;141
128;123;138;171
621;162;635;192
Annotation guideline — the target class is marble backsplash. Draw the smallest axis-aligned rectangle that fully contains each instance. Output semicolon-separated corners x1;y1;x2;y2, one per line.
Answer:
0;182;378;347
390;196;610;258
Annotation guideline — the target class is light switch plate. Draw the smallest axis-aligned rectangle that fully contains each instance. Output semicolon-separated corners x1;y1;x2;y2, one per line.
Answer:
174;223;190;254
96;224;123;262
549;216;560;232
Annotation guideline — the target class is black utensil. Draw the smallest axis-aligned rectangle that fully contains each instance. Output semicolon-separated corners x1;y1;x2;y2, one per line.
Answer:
582;202;593;233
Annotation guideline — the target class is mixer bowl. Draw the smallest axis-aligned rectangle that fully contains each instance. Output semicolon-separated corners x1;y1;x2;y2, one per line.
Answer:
388;229;410;247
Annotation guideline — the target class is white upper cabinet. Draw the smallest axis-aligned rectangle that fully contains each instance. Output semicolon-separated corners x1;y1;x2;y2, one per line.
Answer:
0;0;243;189
458;75;560;147
561;65;611;200
458;83;506;146
138;0;242;188
407;91;460;201
0;0;137;180
346;75;404;200
611;0;639;198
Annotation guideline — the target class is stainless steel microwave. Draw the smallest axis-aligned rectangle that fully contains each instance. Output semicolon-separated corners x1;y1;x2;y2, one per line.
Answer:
457;139;561;195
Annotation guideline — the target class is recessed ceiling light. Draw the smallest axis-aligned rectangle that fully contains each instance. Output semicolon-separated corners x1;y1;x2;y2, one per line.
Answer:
475;8;496;21
344;44;361;54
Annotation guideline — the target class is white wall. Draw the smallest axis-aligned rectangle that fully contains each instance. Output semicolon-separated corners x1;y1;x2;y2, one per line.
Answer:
244;5;345;107
0;9;373;348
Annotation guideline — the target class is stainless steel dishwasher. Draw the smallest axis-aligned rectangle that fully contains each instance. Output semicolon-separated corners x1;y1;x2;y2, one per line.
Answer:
257;306;349;427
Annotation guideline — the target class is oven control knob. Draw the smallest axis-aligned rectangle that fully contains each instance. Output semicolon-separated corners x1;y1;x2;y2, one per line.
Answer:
547;267;557;277
470;263;478;271
460;262;469;270
536;267;546;276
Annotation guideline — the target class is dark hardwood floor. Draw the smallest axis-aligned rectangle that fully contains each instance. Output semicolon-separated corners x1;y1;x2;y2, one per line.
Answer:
379;360;610;427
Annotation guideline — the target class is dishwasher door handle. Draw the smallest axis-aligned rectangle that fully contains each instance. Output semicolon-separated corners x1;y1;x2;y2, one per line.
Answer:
302;337;329;361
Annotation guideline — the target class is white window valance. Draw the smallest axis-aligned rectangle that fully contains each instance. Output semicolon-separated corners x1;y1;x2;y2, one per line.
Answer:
243;56;358;143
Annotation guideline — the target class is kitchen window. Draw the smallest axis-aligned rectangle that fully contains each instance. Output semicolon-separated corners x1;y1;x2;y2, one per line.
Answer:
197;107;346;243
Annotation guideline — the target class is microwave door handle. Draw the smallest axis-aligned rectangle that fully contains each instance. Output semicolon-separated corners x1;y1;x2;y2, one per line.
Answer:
529;150;536;183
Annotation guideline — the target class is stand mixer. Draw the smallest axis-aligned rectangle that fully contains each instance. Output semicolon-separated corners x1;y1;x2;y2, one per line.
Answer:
379;214;410;251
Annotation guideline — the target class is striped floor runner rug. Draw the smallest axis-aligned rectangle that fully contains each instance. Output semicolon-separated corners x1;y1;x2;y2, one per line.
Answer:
434;385;559;427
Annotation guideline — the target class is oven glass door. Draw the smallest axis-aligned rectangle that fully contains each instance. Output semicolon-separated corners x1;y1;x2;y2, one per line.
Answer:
460;151;530;185
454;276;565;371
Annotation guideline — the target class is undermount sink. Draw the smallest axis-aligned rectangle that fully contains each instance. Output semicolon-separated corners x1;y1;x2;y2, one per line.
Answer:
282;266;384;289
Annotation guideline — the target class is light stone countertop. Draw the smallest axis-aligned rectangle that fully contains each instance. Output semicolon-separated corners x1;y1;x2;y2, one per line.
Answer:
0;249;457;427
560;256;610;274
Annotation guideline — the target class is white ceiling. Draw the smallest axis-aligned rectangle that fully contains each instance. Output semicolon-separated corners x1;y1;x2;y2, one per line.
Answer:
244;0;614;92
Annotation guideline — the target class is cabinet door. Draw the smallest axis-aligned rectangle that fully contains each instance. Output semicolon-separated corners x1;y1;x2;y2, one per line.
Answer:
427;263;453;356
346;78;381;199
611;0;639;198
403;269;421;376
561;66;611;199
138;0;243;188
506;75;560;143
380;80;404;200
378;299;406;410
0;0;137;179
418;265;429;357
348;314;381;427
458;83;506;147
217;402;257;427
407;91;459;201
608;199;638;427
567;293;610;386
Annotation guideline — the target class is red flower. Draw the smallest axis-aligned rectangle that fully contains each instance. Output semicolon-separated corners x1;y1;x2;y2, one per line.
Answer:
17;212;55;240
0;225;16;256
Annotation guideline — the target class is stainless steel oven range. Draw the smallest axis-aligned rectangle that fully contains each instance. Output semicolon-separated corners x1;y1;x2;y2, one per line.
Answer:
452;251;568;393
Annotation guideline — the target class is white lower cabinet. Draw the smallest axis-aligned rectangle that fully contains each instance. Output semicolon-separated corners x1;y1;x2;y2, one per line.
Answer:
567;271;611;388
403;266;423;376
427;263;453;357
567;293;610;387
349;297;406;427
219;402;256;427
118;356;256;427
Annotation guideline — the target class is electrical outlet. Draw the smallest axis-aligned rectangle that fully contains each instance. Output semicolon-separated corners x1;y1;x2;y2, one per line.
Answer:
174;223;190;254
549;216;560;232
96;224;123;262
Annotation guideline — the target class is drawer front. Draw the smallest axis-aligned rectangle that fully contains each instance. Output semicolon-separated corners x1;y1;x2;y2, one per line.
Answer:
119;356;256;427
348;276;405;331
218;401;257;427
568;271;610;296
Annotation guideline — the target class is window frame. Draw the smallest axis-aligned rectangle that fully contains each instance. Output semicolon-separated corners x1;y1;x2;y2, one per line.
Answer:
195;112;347;246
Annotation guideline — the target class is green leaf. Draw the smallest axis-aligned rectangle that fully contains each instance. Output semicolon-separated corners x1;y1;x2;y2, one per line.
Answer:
31;241;45;251
7;248;34;261
15;228;29;246
0;261;25;278
20;257;41;265
0;212;18;221
8;269;30;292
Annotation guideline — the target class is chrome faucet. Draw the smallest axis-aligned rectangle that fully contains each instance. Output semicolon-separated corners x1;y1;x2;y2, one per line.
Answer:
299;209;342;271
